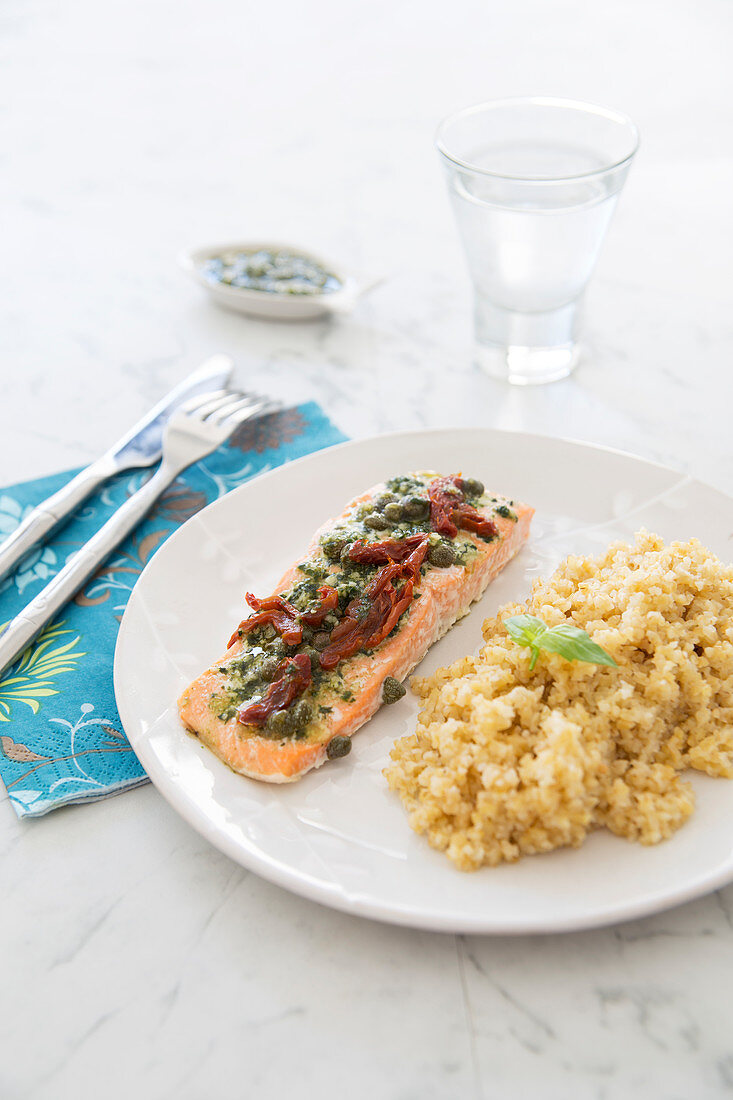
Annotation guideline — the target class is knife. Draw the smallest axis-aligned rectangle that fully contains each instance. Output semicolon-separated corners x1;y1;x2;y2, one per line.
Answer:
0;354;233;585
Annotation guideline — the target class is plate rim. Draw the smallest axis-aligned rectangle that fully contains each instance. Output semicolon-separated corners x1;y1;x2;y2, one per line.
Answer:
114;426;733;934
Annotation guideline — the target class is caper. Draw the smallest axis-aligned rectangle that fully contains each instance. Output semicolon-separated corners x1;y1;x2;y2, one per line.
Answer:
299;645;320;672
340;543;354;566
384;502;405;523
266;709;290;735
374;492;397;512
292;700;312;726
261;624;277;642
382;676;406;704
322;536;347;561
301;624;314;643
326;735;352;759
403;496;430;520
283;708;300;734
428;543;456;568
312;631;330;651
461;477;484;498
259;657;281;681
364;514;388;531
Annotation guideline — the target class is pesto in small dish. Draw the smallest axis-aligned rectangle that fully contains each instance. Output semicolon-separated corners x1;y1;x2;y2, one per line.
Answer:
202;248;342;297
182;240;363;320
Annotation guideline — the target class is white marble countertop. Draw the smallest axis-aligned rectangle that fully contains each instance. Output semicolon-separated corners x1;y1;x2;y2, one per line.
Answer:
2;1;733;1097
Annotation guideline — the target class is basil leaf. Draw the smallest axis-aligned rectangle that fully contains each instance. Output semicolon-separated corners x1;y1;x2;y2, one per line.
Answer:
503;615;617;670
503;615;548;670
538;624;618;667
503;615;548;647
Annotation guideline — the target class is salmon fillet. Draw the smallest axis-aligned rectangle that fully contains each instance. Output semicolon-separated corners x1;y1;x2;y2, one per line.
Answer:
178;472;533;782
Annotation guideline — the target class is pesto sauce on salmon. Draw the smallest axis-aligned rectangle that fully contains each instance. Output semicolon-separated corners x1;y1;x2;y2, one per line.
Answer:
210;473;518;742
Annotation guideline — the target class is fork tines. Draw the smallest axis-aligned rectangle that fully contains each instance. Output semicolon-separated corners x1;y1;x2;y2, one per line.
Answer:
181;388;280;427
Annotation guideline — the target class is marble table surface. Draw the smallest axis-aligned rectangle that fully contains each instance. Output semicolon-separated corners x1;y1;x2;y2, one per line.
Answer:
2;0;733;1097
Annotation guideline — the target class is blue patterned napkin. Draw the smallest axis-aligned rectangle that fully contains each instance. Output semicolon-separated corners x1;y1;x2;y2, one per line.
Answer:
0;402;346;818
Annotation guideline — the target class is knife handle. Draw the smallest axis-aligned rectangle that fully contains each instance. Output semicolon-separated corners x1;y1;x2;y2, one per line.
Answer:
0;458;117;586
0;462;178;678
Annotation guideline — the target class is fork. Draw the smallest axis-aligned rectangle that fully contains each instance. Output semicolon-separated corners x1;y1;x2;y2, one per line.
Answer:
0;388;278;678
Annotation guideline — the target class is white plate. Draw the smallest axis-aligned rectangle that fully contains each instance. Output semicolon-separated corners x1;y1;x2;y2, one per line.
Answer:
114;429;733;934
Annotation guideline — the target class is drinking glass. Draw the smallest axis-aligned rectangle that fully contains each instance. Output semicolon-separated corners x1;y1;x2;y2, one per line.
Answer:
436;98;639;385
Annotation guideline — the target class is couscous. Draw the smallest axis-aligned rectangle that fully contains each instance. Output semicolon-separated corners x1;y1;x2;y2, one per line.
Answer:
385;532;733;870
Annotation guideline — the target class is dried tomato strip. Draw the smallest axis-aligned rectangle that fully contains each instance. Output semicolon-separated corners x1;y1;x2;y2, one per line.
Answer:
363;537;429;646
319;535;429;669
347;534;426;565
319;593;391;670
450;504;497;540
246;593;300;616
363;560;405;599
227;592;302;649
237;653;312;727
427;475;463;538
300;585;339;627
428;475;497;541
365;579;415;648
400;534;430;576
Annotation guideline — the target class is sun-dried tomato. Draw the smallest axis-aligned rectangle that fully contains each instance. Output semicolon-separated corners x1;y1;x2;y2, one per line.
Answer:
237;653;312;727
428;476;497;541
227;592;302;649
361;536;429;648
400;534;431;576
364;578;416;648
319;535;429;669
319;592;391;670
450;504;498;540
300;585;339;627
347;534;426;565
427;476;463;537
363;559;405;599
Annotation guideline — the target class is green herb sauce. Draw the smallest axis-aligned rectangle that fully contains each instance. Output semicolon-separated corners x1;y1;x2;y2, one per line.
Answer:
203;248;342;297
212;472;511;739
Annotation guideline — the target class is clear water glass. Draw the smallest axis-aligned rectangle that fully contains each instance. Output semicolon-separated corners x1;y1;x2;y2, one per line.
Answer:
436;98;639;385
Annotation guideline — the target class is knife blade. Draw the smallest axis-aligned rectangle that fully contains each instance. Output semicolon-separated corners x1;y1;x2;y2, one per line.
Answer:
0;354;233;585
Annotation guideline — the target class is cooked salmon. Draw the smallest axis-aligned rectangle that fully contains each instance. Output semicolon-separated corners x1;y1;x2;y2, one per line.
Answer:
178;471;533;782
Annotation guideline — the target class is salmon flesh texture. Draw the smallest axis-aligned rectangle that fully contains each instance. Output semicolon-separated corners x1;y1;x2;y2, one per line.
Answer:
178;474;533;782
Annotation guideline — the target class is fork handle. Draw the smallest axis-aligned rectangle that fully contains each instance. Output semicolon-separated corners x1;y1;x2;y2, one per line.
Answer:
0;460;180;678
0;457;118;587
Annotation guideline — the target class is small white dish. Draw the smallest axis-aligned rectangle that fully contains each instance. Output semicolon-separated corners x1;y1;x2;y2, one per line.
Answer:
114;429;733;934
180;240;376;321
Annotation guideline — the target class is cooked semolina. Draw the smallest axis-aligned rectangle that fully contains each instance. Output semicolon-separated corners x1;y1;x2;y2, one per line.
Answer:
385;532;733;870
